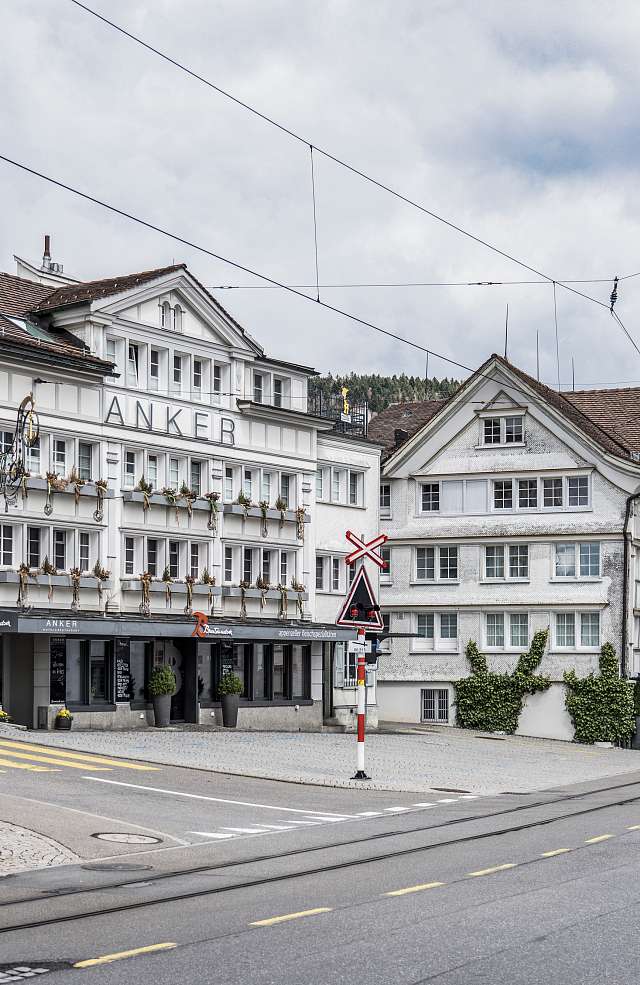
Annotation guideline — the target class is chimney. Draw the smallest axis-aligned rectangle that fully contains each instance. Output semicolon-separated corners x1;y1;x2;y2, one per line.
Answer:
394;428;409;448
40;234;63;275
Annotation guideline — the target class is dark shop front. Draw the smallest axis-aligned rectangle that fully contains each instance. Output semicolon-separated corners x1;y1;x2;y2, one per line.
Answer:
0;610;356;730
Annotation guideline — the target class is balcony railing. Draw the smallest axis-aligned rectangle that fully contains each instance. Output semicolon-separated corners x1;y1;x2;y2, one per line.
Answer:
308;389;368;438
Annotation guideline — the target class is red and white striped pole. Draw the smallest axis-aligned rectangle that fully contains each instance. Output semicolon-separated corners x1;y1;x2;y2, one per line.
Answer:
352;628;370;780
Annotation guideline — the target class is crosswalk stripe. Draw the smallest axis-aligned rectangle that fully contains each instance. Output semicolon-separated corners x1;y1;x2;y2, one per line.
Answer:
0;748;113;771
189;831;235;840
221;826;288;834
0;756;57;771
0;739;160;771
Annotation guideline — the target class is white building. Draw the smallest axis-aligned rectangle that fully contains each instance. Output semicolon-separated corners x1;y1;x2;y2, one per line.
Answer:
369;354;640;740
0;242;381;730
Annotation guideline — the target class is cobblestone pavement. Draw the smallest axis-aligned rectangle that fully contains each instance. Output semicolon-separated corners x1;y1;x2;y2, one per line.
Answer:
0;821;79;877
11;726;640;795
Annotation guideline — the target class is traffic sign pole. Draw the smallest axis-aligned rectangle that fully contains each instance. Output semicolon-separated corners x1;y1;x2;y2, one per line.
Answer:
352;629;370;780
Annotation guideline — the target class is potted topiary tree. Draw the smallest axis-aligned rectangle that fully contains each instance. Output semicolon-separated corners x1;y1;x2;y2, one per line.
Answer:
148;664;176;728
218;672;243;728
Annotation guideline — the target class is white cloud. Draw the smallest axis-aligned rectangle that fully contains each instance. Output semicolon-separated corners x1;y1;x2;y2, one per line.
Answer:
1;0;639;389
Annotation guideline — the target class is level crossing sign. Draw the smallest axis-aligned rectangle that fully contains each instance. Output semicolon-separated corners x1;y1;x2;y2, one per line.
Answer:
336;564;384;630
344;530;388;569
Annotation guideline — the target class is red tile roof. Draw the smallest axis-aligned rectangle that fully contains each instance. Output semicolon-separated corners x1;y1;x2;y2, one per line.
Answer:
368;399;446;454
31;264;186;312
0;313;113;373
0;271;54;315
376;354;638;464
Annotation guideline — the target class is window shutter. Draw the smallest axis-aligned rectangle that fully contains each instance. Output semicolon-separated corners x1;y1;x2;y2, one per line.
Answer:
464;479;487;513
334;643;345;688
440;480;463;513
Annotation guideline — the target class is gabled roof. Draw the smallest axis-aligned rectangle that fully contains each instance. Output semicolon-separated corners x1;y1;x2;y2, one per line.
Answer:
0;271;53;315
30;264;186;312
376;353;638;466
368;399;447;455
565;387;640;455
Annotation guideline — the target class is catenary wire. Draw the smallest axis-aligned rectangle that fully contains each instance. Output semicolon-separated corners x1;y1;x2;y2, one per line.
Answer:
206;274;640;290
2;151;638;400
0;152;577;396
65;0;619;313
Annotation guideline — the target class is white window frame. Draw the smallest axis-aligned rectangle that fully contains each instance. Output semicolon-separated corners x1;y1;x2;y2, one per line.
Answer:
480;413;525;447
413;545;458;583
421;687;449;724
420;482;440;513
554;542;601;580
380;482;391;516
0;523;14;567
412;612;458;652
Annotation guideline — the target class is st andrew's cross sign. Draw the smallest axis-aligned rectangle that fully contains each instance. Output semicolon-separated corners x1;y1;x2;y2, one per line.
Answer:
337;527;386;631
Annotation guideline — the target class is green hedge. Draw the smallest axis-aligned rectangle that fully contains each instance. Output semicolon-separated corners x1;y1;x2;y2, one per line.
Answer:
563;643;634;744
454;631;550;734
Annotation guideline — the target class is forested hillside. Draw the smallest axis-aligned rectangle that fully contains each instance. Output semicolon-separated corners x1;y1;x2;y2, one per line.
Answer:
312;373;460;414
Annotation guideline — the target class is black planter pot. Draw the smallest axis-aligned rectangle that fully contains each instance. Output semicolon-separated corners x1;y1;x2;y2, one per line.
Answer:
152;693;172;728
55;716;73;730
221;693;239;728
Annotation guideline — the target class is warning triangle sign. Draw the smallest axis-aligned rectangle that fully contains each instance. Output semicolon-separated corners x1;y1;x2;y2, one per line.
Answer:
336;564;384;630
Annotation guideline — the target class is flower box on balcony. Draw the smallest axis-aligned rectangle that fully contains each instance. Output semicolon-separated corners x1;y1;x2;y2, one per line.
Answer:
120;579;222;596
221;504;310;523
22;478;113;499
0;571;113;589
122;491;210;511
220;587;308;601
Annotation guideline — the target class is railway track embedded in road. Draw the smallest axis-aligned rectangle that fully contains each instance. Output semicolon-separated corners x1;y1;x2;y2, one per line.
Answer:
3;774;640;936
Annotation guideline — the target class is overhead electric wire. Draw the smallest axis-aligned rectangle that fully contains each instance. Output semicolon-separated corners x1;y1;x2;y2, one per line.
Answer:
207;274;640;290
0;152;591;399
66;0;616;314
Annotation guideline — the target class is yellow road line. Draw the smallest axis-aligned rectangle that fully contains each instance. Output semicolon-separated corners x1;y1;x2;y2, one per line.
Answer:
74;942;177;968
250;907;332;927
385;882;445;896
468;863;517;877
628;825;640;831
0;756;57;772
585;834;613;844
541;849;571;858
0;748;112;771
0;739;160;771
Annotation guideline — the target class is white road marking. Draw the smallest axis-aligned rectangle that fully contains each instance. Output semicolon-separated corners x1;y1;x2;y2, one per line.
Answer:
189;831;235;840
84;777;356;816
459;794;479;799
250;823;299;830
412;803;435;807
355;811;383;816
222;826;291;834
437;798;457;803
384;807;411;812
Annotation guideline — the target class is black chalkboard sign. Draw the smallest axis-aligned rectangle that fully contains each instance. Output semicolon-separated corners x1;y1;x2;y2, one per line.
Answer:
115;638;131;702
49;637;66;703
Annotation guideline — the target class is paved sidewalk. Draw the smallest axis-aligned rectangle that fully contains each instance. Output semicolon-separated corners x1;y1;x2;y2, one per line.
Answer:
0;820;78;878
10;725;640;795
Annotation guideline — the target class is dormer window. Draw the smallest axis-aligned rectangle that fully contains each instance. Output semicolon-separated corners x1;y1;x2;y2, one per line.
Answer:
173;304;183;332
160;301;171;329
482;414;524;446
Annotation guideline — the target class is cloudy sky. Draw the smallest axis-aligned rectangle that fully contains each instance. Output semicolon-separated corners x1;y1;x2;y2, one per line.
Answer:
1;0;640;388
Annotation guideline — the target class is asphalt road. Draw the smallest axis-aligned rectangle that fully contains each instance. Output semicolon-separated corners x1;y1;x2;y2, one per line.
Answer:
2;741;640;983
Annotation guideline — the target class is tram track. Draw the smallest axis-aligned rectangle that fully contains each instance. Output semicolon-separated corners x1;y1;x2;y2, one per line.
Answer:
3;774;640;936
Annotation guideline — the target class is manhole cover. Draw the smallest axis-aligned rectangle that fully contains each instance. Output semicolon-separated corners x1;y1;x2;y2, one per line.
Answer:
92;832;162;845
81;863;154;872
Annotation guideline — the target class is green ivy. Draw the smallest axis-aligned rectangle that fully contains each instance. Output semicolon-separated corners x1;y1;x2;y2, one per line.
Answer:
454;631;551;734
563;643;634;744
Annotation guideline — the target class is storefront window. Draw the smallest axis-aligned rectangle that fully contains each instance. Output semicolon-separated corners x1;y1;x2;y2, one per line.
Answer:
291;645;311;699
197;642;214;703
129;640;152;704
253;644;268;700
65;639;112;705
272;644;287;699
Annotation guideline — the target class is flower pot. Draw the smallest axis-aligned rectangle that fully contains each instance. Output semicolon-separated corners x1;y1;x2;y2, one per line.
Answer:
152;693;172;728
55;716;73;730
221;693;239;728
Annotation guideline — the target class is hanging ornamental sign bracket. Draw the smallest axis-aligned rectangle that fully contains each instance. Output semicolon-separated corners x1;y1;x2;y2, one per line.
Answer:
0;392;40;513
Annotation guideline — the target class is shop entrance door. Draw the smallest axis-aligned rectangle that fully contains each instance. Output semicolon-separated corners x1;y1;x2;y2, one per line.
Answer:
169;647;185;722
322;643;333;721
